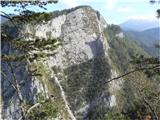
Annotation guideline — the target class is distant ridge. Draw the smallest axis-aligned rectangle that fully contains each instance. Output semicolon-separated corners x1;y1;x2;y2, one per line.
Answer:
120;19;159;31
124;27;160;56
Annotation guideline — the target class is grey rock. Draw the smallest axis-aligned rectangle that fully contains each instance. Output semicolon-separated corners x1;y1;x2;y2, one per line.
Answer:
1;6;122;120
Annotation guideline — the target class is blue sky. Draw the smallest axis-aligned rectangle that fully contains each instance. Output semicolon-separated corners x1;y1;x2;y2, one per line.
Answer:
1;0;159;24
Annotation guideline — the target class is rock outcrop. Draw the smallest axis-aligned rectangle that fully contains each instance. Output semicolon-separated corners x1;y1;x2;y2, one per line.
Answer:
1;6;123;120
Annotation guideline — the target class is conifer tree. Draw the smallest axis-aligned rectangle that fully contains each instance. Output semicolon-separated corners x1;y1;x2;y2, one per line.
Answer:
1;1;60;119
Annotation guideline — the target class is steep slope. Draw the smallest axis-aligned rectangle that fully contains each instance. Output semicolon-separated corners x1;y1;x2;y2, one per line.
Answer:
1;6;121;120
1;6;157;120
124;27;160;56
104;25;160;120
104;25;149;72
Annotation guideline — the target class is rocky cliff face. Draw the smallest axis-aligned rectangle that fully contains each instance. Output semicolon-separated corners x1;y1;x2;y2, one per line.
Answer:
1;6;123;120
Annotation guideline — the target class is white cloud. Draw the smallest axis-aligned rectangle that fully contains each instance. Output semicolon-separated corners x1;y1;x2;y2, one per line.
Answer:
105;0;117;10
61;0;78;8
117;7;131;12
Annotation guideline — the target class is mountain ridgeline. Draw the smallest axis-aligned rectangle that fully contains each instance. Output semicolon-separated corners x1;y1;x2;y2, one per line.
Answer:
123;27;160;56
120;19;159;31
120;19;160;57
1;6;159;120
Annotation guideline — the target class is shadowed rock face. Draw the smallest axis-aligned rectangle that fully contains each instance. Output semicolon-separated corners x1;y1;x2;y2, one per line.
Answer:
64;56;111;120
86;37;104;58
1;6;122;120
1;39;47;119
63;38;111;120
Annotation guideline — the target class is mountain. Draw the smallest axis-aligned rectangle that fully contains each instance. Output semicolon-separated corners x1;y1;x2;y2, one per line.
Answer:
124;27;160;56
120;19;159;31
1;6;159;120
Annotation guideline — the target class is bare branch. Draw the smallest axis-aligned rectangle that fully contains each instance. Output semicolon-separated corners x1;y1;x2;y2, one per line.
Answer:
7;62;26;119
25;98;52;119
0;11;19;30
143;97;159;120
1;71;17;90
105;64;160;84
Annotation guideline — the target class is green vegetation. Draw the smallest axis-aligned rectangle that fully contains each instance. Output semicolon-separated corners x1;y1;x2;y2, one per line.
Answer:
63;56;111;119
105;110;130;120
1;31;62;62
27;100;58;120
124;28;160;57
1;11;65;119
10;5;93;25
28;62;70;119
1;1;69;120
14;12;54;23
104;24;148;73
104;24;160;120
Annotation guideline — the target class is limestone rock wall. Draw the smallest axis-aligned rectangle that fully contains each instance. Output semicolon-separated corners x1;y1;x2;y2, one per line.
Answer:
1;6;123;120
